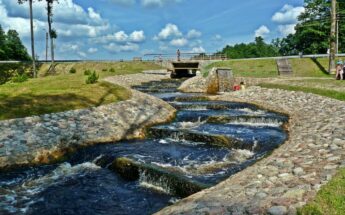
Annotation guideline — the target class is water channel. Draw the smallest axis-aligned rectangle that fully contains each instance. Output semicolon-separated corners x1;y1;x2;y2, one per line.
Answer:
0;79;288;215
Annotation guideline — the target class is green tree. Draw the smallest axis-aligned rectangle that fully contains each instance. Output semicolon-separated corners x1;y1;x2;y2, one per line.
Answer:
282;0;345;55
220;37;279;59
0;25;8;60
6;30;31;60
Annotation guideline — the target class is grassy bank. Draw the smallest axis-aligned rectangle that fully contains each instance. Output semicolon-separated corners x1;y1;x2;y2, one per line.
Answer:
0;62;161;120
297;168;345;215
205;57;334;78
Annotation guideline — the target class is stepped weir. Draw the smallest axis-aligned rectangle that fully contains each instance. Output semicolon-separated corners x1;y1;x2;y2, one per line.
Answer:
0;78;288;215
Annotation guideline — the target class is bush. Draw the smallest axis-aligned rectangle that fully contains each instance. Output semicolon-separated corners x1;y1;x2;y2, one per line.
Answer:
84;69;91;76
85;71;99;84
12;73;29;83
109;68;116;73
69;67;77;74
102;68;107;72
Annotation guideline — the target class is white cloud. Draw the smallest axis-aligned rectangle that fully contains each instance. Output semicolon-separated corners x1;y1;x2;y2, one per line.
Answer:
278;24;296;36
77;51;87;58
113;31;129;43
141;0;182;8
255;25;270;38
88;47;98;54
154;23;182;40
191;46;205;53
170;38;188;47
212;34;222;41
187;29;202;39
104;42;139;53
129;30;146;43
0;0;109;39
272;4;304;24
92;30;146;44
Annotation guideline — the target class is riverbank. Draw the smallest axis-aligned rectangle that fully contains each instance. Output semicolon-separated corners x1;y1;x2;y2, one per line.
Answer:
0;73;174;170
157;78;345;214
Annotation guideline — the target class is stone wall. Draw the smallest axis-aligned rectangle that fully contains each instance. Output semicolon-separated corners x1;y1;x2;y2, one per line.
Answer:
0;73;175;170
156;86;345;215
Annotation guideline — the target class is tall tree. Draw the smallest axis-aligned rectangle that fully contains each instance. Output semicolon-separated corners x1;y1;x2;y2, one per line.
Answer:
18;0;38;77
46;0;58;72
329;0;337;74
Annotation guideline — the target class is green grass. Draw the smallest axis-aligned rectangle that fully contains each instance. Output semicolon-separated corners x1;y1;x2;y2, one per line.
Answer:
0;62;161;120
297;168;345;215
259;83;345;101
204;57;336;78
205;59;278;78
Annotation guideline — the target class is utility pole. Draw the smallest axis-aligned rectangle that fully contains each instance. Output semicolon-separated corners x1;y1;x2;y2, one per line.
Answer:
329;0;337;74
46;31;48;61
29;0;36;78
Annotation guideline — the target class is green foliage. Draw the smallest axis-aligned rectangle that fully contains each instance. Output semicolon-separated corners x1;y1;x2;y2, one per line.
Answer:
84;69;91;76
0;63;32;85
220;37;279;59
85;71;99;84
109;68;116;73
272;0;345;55
69;67;77;74
0;25;31;61
12;73;29;83
102;68;107;72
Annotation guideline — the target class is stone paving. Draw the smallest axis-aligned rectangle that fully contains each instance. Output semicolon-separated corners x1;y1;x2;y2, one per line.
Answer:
0;72;174;170
157;78;345;215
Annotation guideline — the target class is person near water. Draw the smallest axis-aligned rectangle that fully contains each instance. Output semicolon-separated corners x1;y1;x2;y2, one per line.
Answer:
177;49;181;62
336;60;344;80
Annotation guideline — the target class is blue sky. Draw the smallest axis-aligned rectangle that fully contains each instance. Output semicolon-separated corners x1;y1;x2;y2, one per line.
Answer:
0;0;304;60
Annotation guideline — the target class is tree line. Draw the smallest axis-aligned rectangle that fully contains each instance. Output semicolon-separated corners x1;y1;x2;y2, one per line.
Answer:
0;25;31;61
219;0;345;59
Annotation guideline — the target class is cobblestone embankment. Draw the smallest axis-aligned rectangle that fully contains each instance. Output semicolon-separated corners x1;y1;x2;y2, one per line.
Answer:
0;73;174;170
157;84;345;214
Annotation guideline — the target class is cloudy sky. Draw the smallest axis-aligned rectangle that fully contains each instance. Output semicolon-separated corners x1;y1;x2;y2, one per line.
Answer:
0;0;304;60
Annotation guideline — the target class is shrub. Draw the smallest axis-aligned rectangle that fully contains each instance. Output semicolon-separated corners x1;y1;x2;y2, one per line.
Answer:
84;69;91;76
85;71;99;84
69;67;77;74
12;73;29;83
102;68;107;72
109;68;116;73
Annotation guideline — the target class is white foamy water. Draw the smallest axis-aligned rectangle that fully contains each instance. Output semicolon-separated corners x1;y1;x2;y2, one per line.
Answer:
139;170;172;195
238;108;266;116
178;117;205;129
0;162;101;214
230;149;255;163
226;118;282;127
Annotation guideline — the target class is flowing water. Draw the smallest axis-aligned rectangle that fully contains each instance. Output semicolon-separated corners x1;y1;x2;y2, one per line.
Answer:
0;79;288;215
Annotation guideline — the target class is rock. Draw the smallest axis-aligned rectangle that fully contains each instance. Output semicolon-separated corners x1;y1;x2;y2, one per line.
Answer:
283;189;305;199
293;167;304;176
267;206;287;215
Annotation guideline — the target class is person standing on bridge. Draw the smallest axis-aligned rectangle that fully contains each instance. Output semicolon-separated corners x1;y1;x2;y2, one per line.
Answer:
177;49;181;62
